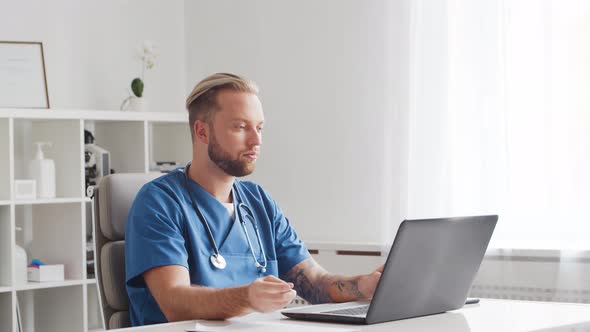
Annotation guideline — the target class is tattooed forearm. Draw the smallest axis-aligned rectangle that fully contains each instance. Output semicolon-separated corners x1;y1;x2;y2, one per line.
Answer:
282;258;365;304
331;279;363;301
282;258;331;304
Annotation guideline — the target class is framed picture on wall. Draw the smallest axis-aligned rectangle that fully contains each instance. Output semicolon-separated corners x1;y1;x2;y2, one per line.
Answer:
0;41;50;109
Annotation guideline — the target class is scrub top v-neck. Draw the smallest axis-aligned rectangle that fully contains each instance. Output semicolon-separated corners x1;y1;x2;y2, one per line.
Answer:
125;168;310;326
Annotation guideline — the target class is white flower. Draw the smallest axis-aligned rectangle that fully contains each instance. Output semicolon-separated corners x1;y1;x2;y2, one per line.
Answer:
137;40;158;71
141;40;156;56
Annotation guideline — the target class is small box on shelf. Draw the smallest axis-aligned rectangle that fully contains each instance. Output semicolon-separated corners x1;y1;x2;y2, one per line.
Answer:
27;264;64;282
14;179;37;200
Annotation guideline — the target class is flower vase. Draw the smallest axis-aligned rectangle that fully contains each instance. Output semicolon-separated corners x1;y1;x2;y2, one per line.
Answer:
120;96;148;112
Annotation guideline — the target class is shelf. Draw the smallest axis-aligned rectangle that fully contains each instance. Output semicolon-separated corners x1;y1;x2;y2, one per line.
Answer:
0;108;187;123
1;108;191;332
1;280;98;293
0;292;11;332
0;206;11;288
13;197;90;205
150;122;191;170
93;121;147;173
13;118;84;198
15;279;87;291
17;283;85;332
86;283;103;331
15;203;85;280
0;118;9;201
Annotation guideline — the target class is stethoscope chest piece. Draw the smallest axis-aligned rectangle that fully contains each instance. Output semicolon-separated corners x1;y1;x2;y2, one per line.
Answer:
210;253;227;270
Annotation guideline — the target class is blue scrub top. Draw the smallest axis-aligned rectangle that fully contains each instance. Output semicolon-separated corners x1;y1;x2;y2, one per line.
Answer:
125;168;311;326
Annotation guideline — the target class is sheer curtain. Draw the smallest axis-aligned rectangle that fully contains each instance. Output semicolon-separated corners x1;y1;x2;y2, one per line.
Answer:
407;0;590;250
500;0;590;250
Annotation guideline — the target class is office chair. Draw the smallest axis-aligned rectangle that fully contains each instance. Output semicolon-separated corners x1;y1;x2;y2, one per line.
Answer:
93;173;161;329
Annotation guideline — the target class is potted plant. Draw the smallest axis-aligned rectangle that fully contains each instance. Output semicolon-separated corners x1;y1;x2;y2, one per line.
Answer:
121;41;157;111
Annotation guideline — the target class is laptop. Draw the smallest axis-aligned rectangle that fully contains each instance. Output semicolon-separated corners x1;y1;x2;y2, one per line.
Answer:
281;215;498;325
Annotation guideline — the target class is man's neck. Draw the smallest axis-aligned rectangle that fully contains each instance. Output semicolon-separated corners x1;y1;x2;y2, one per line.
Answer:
188;158;234;203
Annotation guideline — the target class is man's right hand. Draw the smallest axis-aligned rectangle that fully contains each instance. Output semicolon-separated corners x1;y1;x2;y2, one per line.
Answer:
247;275;297;313
144;266;297;321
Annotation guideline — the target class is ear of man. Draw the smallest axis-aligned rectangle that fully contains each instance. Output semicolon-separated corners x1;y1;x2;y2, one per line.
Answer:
194;119;211;145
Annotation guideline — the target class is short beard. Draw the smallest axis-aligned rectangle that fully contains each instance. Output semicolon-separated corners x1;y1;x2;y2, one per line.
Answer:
208;130;256;177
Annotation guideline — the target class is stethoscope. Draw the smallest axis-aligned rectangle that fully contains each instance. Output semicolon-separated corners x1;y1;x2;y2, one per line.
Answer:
184;163;268;273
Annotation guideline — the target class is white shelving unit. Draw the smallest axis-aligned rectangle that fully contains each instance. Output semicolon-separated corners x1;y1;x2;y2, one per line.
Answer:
0;108;191;332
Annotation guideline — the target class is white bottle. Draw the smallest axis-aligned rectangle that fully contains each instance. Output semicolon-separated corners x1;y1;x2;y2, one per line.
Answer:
15;227;28;286
29;142;56;198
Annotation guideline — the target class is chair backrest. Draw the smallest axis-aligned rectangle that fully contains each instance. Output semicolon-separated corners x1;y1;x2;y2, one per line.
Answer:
93;173;161;329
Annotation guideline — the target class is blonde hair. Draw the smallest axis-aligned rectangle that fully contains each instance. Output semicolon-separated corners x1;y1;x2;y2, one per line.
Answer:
186;73;259;140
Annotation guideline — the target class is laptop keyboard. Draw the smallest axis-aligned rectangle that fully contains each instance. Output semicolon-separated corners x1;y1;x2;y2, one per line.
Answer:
321;305;369;316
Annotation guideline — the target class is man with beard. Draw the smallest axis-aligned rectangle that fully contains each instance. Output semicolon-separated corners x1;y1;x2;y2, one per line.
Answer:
125;73;383;326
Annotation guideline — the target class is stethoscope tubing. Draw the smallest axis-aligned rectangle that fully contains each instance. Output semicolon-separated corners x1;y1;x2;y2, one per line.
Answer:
184;163;267;272
237;202;268;272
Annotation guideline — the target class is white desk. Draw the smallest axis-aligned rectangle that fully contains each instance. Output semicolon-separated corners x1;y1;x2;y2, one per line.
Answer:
113;299;590;332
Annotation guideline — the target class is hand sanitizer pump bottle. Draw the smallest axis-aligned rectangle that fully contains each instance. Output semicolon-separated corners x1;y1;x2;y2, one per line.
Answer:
15;227;28;286
29;142;56;198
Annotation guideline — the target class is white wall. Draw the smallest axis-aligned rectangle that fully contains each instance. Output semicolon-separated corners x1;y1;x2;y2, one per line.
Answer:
0;0;186;112
185;0;411;244
2;0;412;244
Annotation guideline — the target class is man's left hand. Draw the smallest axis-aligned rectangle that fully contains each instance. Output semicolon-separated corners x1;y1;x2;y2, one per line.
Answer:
358;264;384;300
